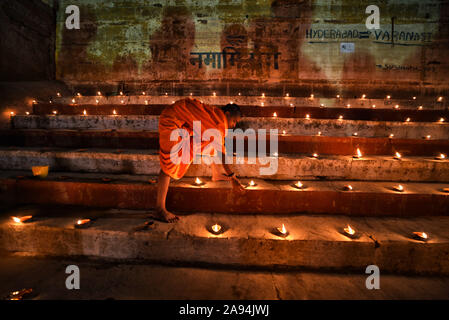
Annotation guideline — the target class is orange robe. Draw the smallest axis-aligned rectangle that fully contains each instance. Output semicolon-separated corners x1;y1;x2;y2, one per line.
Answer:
159;98;228;180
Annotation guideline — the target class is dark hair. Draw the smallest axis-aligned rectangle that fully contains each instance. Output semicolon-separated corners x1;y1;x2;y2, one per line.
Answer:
221;103;241;117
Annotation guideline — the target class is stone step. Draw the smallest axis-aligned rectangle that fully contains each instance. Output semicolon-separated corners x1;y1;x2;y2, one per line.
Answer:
32;103;449;122
11;115;449;139
1;171;448;215
1;129;448;156
1;147;448;181
49;94;448;110
1;205;448;274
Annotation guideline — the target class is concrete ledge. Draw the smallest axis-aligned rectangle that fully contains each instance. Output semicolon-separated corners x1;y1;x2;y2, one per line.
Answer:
1;129;449;156
1;172;448;216
1;207;448;274
32;103;449;122
1;147;449;181
12;115;449;139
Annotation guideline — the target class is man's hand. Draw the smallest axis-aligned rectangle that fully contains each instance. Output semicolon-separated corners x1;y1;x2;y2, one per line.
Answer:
231;176;245;193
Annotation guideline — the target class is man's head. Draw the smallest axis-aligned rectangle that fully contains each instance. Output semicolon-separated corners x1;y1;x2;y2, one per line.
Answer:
221;103;241;128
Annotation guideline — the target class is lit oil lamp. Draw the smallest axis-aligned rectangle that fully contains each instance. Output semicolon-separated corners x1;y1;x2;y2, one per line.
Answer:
394;105;399;109
353;148;362;159
6;288;33;301
12;216;33;224
413;96;416;100
71;98;76;104
293;181;305;189
424;135;431;140
120;91;123;96
261;93;265;98
121;100;125;104
10;111;15;117
436;153;446;160
165;92;168;96
282;130;286;135
438;96;443;102
389;134;394;139
317;131;322;136
52;110;57;115
26;112;30;115
247;180;257;187
83;110;87;116
145;100;149;105
386;95;391;99
75;219;91;229
320;103;325;108
372;104;376;108
95;99;99;104
338;115;343;120
439;118;445;123
57;92;61;97
310;94;314;99
352;132;358;136
275;224;289;238
209;223;223;235
305;114;310;120
346;104;351;108
32;100;37;104
336;94;340;98
285;93;289;97
393;184;404;192
142;91;146;96
273;112;277;117
113;110;117;116
194;177;205;186
272;152;279;157
343;225;356;238
405;117;411;122
311;153;319;159
213;92;216;96
77;93;81;97
343;185;353;191
418;106;423;110
238;92;241;96
394;152;402;160
362;94;366;99
412;232;429;242
289;103;294;107
261;102;264;106
97;91;102;96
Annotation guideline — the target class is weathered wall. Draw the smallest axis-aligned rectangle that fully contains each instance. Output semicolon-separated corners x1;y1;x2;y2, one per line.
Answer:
55;0;449;94
0;0;55;81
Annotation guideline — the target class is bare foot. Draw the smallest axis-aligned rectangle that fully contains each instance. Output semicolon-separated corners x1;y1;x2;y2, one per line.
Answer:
153;208;180;223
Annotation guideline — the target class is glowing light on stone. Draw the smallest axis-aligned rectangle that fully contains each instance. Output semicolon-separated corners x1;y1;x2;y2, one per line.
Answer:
394;105;399;109
77;93;81;97
145;100;149;105
362;94;366;99
436;154;446;160
72;99;76;104
194;177;204;186
261;102;264;106
52;110;57;115
418;106;423;110
262;93;265;98
285;93;289;97
394;152;402;160
282;130;286;135
424;135;431;140
57;92;61;97
317;131;322;136
121;100;124;104
83;110;87;116
76;219;91;227
248;180;257;187
393;185;404;192
305;114;310;120
336;95;340;98
273;112;277;117
439;118;445;123
293;181;304;189
413;96;416;100
343;185;353;191
346;104;351;108
311;153;319;159
372;105;376;108
320;104;325;107
405;117;411;122
12;216;33;223
113;110;117;115
352;132;358;136
310;94;314;99
95;99;99;104
386;95;391;99
25;112;29;115
97;91;101;96
32;100;37;104
120;91;123;96
338;115;343;120
389;134;394;138
438;96;443;102
142;91;146;96
10;112;15;116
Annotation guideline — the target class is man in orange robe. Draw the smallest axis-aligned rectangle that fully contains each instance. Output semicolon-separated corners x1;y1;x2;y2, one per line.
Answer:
156;98;244;222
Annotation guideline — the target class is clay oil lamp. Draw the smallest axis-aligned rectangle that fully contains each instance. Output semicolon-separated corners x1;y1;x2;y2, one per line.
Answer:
274;224;289;238
436;153;446;160
193;177;205;186
71;98;76;104
305;114;310;120
273;112;277;118
405;117;411;122
83;110;87;116
372;104;376;108
343;225;357;239
412;232;429;242
352;132;358;136
142;91;146;96
418;106;423;110
394;105;399;110
292;181;306;190
112;110;117;116
439;118;445;123
310;94;314;99
353;148;362;159
317;131;322;136
393;152;402;160
389;134;394;138
57;92;61;97
52;110;57;115
75;219;91;229
77;92;82;97
386;95;391;99
438;96;443;102
338;115;343;120
393;184;404;192
343;185;353;191
310;153;319;159
246;180;257;188
361;94;366;99
208;223;223;235
12;216;33;224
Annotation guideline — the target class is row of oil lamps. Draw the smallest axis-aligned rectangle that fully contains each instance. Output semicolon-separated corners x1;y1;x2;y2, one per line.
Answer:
10;215;430;242
53;91;445;102
193;176;449;194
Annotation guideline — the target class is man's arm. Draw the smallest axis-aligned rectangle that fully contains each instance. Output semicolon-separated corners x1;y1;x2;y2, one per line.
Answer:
217;151;245;192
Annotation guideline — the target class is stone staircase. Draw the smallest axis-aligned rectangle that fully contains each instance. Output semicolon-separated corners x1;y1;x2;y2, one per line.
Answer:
1;93;448;275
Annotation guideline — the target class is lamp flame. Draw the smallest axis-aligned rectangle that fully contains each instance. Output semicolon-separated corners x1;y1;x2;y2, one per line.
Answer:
273;112;277;117
344;185;353;191
413;232;428;241
12;216;33;223
83;110;87;116
211;223;222;234
394;185;404;192
394;152;402;160
354;148;362;159
294;181;303;189
76;219;91;226
277;224;287;235
195;177;203;185
344;225;355;236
